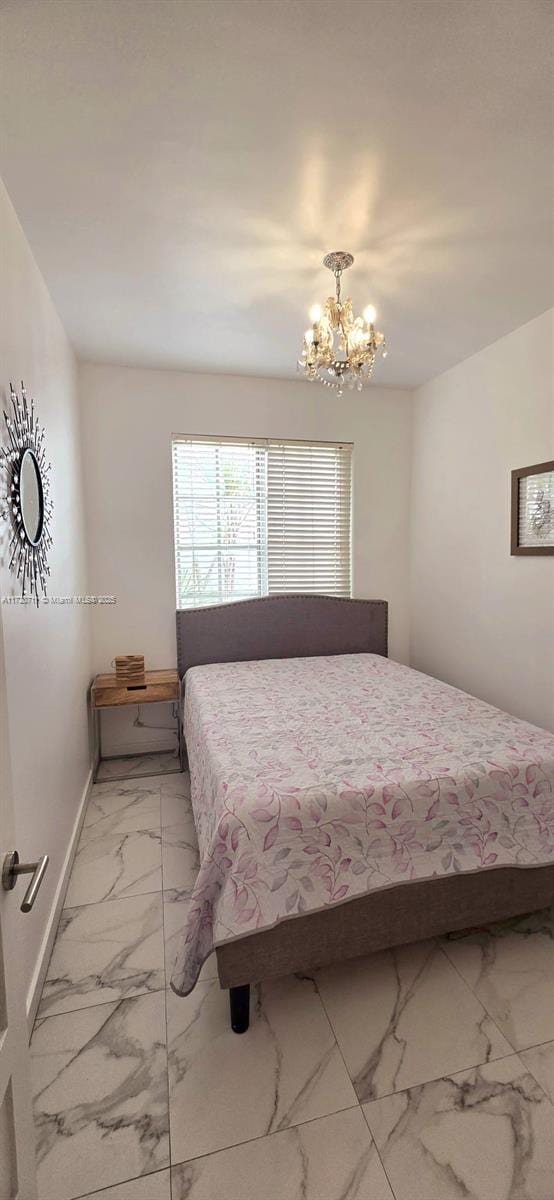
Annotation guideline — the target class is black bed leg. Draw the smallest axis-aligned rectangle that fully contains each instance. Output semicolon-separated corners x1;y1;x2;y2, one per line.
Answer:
229;984;250;1034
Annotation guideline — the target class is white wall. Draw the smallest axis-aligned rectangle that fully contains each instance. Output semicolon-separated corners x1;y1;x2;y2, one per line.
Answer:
410;309;554;732
0;181;92;1015
80;363;413;753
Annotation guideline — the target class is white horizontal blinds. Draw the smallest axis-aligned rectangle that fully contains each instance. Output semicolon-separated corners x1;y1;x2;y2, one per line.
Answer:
172;438;267;608
518;469;554;548
266;440;352;597
172;435;353;608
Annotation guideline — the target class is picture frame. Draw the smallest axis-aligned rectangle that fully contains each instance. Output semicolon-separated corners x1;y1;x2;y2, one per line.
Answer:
511;460;554;555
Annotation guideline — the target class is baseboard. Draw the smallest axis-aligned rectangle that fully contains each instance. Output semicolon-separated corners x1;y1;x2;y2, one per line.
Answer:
26;766;93;1035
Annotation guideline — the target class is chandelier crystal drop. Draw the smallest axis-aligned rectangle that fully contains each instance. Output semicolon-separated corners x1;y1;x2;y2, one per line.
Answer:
298;251;387;395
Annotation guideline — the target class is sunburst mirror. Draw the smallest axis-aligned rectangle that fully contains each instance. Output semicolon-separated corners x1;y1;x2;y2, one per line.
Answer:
0;382;53;601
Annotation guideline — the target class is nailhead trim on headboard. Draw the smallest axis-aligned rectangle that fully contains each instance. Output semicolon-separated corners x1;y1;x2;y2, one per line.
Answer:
176;593;388;678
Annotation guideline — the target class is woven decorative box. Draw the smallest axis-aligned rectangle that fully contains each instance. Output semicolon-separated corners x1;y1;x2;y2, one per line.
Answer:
113;654;145;684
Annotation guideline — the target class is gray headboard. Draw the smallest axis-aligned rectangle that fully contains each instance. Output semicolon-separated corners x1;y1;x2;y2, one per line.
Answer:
176;594;388;678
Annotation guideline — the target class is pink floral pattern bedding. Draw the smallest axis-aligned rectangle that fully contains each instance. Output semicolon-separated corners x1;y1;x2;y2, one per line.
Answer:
170;654;554;996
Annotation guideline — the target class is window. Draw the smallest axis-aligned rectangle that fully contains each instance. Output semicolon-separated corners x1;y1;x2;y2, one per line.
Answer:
172;435;352;608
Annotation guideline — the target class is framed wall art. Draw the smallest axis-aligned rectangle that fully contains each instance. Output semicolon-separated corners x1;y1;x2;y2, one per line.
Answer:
511;459;554;556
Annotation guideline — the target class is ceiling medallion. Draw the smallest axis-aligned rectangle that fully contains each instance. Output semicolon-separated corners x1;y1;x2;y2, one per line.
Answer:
0;382;53;603
299;251;387;395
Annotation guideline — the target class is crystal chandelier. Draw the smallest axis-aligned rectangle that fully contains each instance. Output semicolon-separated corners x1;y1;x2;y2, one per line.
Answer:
299;251;387;395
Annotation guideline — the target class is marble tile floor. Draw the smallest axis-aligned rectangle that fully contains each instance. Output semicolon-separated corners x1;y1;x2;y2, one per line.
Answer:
95;750;181;784
32;770;554;1200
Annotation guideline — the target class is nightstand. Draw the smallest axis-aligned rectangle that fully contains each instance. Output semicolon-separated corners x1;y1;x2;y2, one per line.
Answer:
91;668;181;782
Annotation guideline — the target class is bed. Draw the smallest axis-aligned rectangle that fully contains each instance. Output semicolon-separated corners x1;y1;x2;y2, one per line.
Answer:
172;594;554;1033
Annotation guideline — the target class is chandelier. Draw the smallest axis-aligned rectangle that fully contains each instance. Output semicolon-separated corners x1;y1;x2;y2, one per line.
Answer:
299;251;387;394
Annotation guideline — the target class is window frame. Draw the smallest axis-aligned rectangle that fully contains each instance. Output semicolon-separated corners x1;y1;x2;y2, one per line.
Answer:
172;433;353;608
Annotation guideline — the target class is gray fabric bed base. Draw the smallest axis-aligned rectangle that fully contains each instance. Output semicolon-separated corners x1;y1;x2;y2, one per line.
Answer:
216;864;554;988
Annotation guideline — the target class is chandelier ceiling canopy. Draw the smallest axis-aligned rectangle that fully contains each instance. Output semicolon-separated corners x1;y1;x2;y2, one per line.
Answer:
299;251;387;394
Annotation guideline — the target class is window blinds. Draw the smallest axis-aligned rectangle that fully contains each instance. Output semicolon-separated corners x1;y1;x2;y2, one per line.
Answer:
172;435;352;608
266;440;352;597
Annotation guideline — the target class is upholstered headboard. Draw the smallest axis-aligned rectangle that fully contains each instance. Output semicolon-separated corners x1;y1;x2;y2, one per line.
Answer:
176;594;388;678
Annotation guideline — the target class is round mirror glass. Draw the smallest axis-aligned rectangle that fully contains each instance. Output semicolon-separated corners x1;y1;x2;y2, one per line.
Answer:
20;449;44;545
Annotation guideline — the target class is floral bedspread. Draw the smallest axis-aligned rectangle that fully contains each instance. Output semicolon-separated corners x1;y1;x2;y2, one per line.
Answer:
170;654;554;996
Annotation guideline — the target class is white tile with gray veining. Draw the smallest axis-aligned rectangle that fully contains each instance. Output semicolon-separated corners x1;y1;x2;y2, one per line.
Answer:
158;771;190;797
65;828;162;907
32;760;554;1198
317;940;512;1101
76;1169;171;1200
161;818;199;894
38;893;165;1017
441;906;554;1050
163;889;218;987
31;992;169;1200
167;973;357;1164
80;781;161;845
133;769;193;826
171;1107;394;1200
363;1054;554;1200
160;775;192;827
520;1040;554;1104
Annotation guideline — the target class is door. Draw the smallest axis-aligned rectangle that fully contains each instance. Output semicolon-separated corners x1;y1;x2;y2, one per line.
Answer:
0;599;38;1200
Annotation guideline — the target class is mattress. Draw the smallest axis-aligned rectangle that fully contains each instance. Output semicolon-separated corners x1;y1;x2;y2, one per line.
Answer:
170;653;554;995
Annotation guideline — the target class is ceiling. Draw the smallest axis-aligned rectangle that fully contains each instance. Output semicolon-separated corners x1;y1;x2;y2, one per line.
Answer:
0;0;552;388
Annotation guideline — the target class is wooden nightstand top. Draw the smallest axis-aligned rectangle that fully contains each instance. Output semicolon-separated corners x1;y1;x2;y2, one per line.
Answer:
91;668;179;708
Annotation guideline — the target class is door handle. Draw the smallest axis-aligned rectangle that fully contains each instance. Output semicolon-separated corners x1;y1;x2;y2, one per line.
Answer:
2;850;49;912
